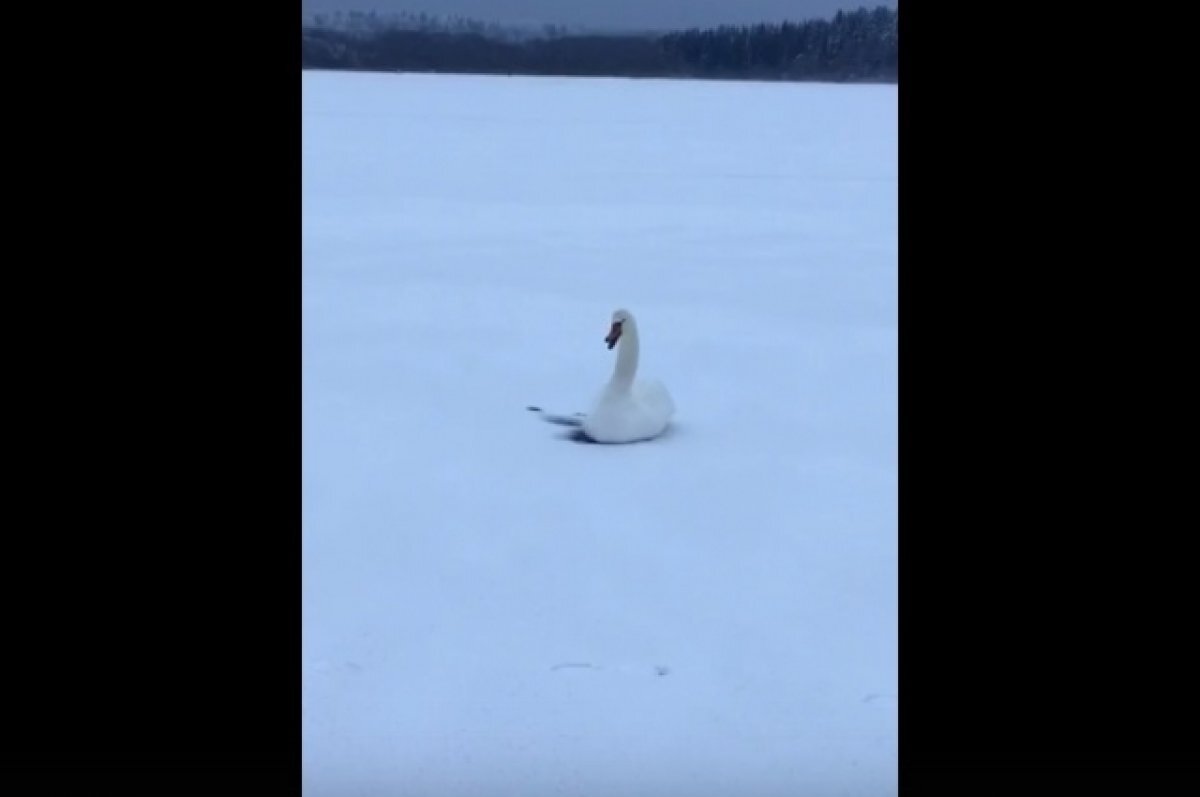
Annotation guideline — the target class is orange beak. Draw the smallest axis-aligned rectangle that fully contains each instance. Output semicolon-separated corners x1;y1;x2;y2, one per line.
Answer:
605;321;623;350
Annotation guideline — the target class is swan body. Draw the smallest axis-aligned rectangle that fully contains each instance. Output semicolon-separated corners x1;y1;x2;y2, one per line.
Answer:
581;309;674;444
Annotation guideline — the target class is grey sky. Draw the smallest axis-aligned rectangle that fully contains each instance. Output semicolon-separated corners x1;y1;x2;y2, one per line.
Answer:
300;1;898;31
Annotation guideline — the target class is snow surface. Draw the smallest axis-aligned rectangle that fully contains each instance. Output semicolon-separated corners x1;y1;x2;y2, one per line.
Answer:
303;70;897;797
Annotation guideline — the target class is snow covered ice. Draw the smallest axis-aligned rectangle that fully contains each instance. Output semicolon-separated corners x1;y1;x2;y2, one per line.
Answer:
303;70;897;797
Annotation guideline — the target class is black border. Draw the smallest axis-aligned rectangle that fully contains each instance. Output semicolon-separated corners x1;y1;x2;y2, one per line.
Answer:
900;2;1196;792
2;4;299;791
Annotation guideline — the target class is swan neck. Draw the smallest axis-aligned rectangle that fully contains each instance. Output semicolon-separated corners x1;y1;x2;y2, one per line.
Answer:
611;320;640;388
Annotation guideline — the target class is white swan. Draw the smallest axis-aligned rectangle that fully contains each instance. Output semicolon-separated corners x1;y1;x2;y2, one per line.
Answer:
581;309;675;444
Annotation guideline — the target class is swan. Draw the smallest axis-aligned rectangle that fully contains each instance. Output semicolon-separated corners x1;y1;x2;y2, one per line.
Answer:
581;309;675;444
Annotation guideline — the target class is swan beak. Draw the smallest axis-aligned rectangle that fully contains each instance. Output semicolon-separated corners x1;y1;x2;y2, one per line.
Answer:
605;321;622;350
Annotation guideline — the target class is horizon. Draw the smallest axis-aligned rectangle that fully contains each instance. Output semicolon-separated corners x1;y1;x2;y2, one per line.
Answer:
300;1;899;32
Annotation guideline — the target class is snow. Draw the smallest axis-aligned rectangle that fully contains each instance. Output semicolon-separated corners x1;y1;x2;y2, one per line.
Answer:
303;70;897;797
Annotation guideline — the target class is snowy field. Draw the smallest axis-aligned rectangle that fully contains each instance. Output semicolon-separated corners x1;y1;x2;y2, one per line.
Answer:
303;70;897;797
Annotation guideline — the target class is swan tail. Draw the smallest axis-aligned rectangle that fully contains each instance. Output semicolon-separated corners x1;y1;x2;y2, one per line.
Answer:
526;406;586;427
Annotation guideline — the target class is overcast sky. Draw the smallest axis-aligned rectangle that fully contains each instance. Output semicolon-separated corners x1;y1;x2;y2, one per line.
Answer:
301;1;898;31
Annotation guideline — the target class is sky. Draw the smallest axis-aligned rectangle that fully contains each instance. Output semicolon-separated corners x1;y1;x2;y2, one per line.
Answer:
300;1;898;31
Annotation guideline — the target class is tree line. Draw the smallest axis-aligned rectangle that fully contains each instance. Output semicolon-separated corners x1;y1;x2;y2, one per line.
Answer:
302;5;898;83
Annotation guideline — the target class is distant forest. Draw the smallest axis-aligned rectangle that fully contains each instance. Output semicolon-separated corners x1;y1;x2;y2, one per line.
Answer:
302;6;898;83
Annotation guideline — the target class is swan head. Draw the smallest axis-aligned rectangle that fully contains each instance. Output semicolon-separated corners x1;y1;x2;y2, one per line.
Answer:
605;308;633;350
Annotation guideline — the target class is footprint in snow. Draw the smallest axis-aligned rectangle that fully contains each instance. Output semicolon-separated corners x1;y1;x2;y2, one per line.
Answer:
550;662;671;677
